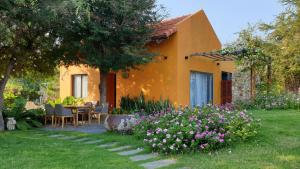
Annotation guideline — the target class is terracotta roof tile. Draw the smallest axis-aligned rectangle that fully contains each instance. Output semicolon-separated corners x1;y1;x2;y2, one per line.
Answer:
151;15;191;41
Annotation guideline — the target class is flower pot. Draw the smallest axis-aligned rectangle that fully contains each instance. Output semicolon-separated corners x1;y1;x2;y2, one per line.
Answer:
6;117;16;131
104;114;137;132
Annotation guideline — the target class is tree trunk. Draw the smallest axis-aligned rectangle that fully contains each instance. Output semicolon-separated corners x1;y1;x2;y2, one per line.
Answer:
267;57;272;94
250;67;256;100
99;70;108;105
0;61;14;131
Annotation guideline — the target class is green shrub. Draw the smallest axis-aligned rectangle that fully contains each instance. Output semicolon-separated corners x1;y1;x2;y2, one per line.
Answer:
134;105;260;154
120;93;173;115
3;97;45;130
111;108;130;115
47;98;62;107
235;93;300;110
62;96;84;106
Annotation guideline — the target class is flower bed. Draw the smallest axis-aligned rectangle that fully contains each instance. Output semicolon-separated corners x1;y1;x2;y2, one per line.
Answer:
133;105;260;154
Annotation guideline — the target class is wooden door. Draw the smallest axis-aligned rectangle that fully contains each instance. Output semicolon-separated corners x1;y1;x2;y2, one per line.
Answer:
221;80;232;104
106;73;116;111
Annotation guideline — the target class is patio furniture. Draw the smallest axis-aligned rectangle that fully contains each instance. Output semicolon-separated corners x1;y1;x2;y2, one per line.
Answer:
55;104;74;128
77;102;93;124
64;105;91;126
89;103;109;125
44;104;55;126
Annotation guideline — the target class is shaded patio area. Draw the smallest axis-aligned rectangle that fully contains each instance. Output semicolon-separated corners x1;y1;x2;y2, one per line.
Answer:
43;124;107;134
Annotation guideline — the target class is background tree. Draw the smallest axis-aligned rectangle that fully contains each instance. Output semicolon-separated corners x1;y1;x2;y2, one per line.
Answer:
0;0;72;131
64;0;164;104
223;26;270;98
260;0;300;92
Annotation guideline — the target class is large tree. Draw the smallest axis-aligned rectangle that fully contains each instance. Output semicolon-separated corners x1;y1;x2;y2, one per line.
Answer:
0;0;74;131
65;0;164;104
259;0;300;92
223;26;271;98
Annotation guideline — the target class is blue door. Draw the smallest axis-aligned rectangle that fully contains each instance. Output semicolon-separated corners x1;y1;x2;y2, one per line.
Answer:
190;72;213;107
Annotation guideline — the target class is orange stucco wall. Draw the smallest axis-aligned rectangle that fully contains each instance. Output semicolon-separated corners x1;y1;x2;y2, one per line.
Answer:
176;10;235;106
116;34;179;106
60;65;100;102
59;10;235;107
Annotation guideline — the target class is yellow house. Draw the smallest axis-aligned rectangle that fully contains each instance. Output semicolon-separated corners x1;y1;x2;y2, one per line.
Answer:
60;10;235;109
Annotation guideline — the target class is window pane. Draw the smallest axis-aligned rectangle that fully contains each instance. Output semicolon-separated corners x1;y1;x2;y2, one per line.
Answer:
82;75;88;98
73;75;82;98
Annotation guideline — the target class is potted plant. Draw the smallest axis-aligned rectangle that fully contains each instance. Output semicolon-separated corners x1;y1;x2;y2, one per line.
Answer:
104;108;138;133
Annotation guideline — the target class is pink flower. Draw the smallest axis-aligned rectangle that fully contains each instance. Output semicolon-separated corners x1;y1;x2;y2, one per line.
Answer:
195;133;201;139
219;139;224;143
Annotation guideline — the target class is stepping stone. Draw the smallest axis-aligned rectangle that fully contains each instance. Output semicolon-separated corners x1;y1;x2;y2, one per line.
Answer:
48;134;64;138
59;136;77;140
84;140;103;144
97;142;118;148
73;138;90;142
130;153;158;162
117;148;144;156
140;159;176;169
108;145;132;152
35;133;45;136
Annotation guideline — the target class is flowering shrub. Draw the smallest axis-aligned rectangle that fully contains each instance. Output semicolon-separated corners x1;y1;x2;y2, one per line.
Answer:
235;93;300;110
134;105;260;154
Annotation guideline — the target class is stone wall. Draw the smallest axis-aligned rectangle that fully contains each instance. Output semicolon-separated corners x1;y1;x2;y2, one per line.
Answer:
232;68;251;102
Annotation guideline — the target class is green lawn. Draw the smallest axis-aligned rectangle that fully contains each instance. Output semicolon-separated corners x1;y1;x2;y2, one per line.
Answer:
0;109;299;169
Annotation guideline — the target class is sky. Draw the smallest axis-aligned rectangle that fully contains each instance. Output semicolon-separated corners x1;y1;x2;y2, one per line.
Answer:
157;0;285;45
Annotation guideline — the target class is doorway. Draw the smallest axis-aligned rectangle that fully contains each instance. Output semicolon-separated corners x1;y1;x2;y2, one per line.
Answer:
106;73;116;111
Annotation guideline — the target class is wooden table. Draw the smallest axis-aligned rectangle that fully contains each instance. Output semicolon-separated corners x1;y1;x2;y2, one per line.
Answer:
64;105;92;126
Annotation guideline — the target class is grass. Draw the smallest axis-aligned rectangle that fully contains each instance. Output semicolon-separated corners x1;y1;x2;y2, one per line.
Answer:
0;109;299;169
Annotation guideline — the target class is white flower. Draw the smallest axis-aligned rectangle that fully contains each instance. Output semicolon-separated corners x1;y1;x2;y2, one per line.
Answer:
152;144;156;147
176;138;181;142
44;32;50;38
183;144;187;148
163;139;167;143
153;138;157;141
169;145;174;150
189;131;194;135
163;129;168;133
166;134;171;138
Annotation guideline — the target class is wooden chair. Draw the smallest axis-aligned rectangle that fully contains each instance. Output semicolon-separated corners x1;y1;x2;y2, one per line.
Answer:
89;103;109;125
54;104;74;128
78;102;93;124
44;104;55;126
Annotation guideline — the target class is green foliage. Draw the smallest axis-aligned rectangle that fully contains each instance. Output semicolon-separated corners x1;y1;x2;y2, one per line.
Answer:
134;105;260;154
47;98;62;107
120;93;173;115
63;0;165;72
111;108;130;115
235;92;300;110
55;96;84;106
3;97;44;130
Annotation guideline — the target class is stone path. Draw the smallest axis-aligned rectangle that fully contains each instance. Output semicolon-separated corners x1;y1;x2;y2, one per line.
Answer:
59;136;77;140
140;159;177;169
108;145;132;152
73;137;91;142
84;140;103;144
43;133;184;169
97;142;118;148
118;148;144;156
130;153;158;162
48;134;64;138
